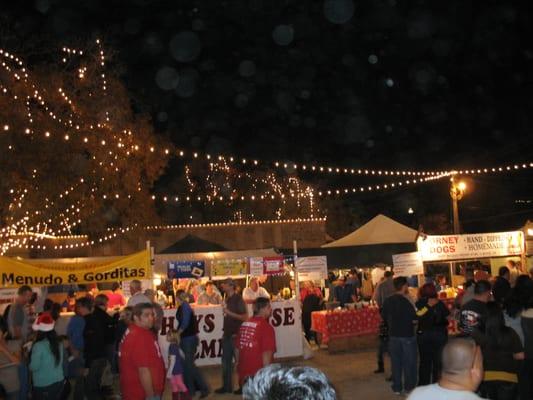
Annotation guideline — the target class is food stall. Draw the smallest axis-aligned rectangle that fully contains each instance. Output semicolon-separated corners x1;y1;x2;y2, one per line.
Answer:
153;249;304;366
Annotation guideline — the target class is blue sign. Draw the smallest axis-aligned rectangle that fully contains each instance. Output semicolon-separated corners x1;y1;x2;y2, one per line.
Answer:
168;261;205;279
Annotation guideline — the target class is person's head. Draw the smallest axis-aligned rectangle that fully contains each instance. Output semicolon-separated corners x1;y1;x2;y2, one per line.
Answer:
111;282;121;293
440;338;483;391
474;280;492;302
120;306;134;325
32;312;62;366
498;266;510;281
132;303;154;330
506;260;516;270
243;364;337;400
436;274;446;285
94;294;109;311
419;283;438;300
205;281;215;295
384;270;394;280
253;297;272;318
175;289;189;305
393;277;408;295
249;277;259;291
144;289;156;303
166;328;180;345
75;296;93;316
307;281;316;290
130;279;142;295
17;285;33;305
463;279;475;290
67;289;76;299
221;278;237;294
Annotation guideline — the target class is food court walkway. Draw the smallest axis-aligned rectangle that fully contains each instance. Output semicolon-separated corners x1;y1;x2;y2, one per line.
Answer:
164;347;399;399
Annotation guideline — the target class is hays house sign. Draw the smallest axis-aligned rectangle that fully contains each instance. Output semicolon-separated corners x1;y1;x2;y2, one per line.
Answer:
417;231;524;262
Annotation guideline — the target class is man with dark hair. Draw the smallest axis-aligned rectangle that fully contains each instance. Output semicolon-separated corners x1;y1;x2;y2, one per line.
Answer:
459;280;491;336
7;285;32;340
408;338;484;399
175;289;209;398
333;276;355;307
235;297;276;394
66;297;92;399
215;278;248;394
84;293;115;399
382;276;417;395
197;281;223;305
372;270;395;375
492;266;511;304
243;364;337;400
119;303;165;400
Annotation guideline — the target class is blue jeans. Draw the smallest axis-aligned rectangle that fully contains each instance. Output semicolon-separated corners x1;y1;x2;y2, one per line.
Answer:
389;336;417;393
221;335;235;391
180;336;209;395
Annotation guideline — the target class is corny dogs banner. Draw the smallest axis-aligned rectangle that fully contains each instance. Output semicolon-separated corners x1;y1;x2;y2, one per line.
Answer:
0;250;151;287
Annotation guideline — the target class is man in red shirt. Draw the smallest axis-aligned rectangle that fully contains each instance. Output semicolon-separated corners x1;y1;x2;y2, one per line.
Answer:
119;303;165;400
235;297;277;393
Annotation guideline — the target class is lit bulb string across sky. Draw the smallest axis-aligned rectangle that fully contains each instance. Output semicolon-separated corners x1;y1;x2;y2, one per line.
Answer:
147;172;452;203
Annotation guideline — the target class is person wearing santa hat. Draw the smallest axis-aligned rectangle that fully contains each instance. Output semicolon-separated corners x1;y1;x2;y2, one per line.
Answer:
29;312;66;400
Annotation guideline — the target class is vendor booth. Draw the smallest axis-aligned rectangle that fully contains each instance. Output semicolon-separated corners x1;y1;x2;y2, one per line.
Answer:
154;248;305;365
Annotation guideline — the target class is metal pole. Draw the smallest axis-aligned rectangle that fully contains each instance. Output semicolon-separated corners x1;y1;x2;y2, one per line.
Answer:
293;239;301;301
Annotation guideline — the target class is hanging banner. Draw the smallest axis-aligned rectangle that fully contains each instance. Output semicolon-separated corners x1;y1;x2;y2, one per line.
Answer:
392;252;424;276
211;259;247;278
263;256;285;275
0;250;151;288
248;257;264;277
167;261;205;279
295;256;328;281
417;231;524;262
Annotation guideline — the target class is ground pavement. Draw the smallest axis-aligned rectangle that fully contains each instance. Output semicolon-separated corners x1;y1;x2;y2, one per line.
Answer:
162;347;400;400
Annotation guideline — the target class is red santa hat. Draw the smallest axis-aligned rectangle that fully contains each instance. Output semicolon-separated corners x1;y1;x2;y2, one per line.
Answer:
32;312;55;332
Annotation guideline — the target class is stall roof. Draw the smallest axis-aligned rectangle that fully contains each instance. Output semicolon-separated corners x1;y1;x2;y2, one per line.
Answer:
322;214;418;248
153;248;280;275
160;234;227;254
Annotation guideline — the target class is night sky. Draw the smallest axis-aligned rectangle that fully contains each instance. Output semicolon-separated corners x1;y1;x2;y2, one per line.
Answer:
2;0;533;236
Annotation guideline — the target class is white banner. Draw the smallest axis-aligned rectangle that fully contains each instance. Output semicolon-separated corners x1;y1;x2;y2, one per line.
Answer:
392;252;424;276
248;257;264;277
157;299;302;366
417;231;524;262
295;256;328;281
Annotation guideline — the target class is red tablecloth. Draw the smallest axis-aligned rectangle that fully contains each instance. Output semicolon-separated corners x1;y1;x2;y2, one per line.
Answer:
311;307;381;344
311;299;459;344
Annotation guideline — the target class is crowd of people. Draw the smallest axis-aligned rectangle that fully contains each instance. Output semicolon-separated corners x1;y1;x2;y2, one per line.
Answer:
0;277;326;400
372;260;533;400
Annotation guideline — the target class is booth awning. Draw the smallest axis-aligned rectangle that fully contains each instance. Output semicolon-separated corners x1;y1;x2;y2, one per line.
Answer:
322;214;418;248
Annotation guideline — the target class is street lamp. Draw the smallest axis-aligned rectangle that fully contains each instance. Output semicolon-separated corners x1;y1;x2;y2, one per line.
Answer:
450;176;467;234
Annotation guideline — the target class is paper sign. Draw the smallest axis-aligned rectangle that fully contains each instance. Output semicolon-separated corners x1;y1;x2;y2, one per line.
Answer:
392;252;424;277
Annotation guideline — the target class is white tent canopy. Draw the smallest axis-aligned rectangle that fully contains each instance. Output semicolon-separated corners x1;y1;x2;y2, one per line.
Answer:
322;214;418;248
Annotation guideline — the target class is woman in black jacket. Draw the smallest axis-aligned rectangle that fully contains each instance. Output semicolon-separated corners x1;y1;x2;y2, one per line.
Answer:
415;283;450;386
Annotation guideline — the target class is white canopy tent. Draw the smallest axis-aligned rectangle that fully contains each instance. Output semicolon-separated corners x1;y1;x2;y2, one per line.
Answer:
322;214;418;248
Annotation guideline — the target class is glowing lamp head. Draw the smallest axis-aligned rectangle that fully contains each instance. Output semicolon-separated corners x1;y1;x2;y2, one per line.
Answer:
458;182;467;191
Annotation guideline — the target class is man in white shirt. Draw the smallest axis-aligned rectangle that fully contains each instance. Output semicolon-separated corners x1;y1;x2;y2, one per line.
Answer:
126;280;151;307
408;338;484;400
242;277;270;304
